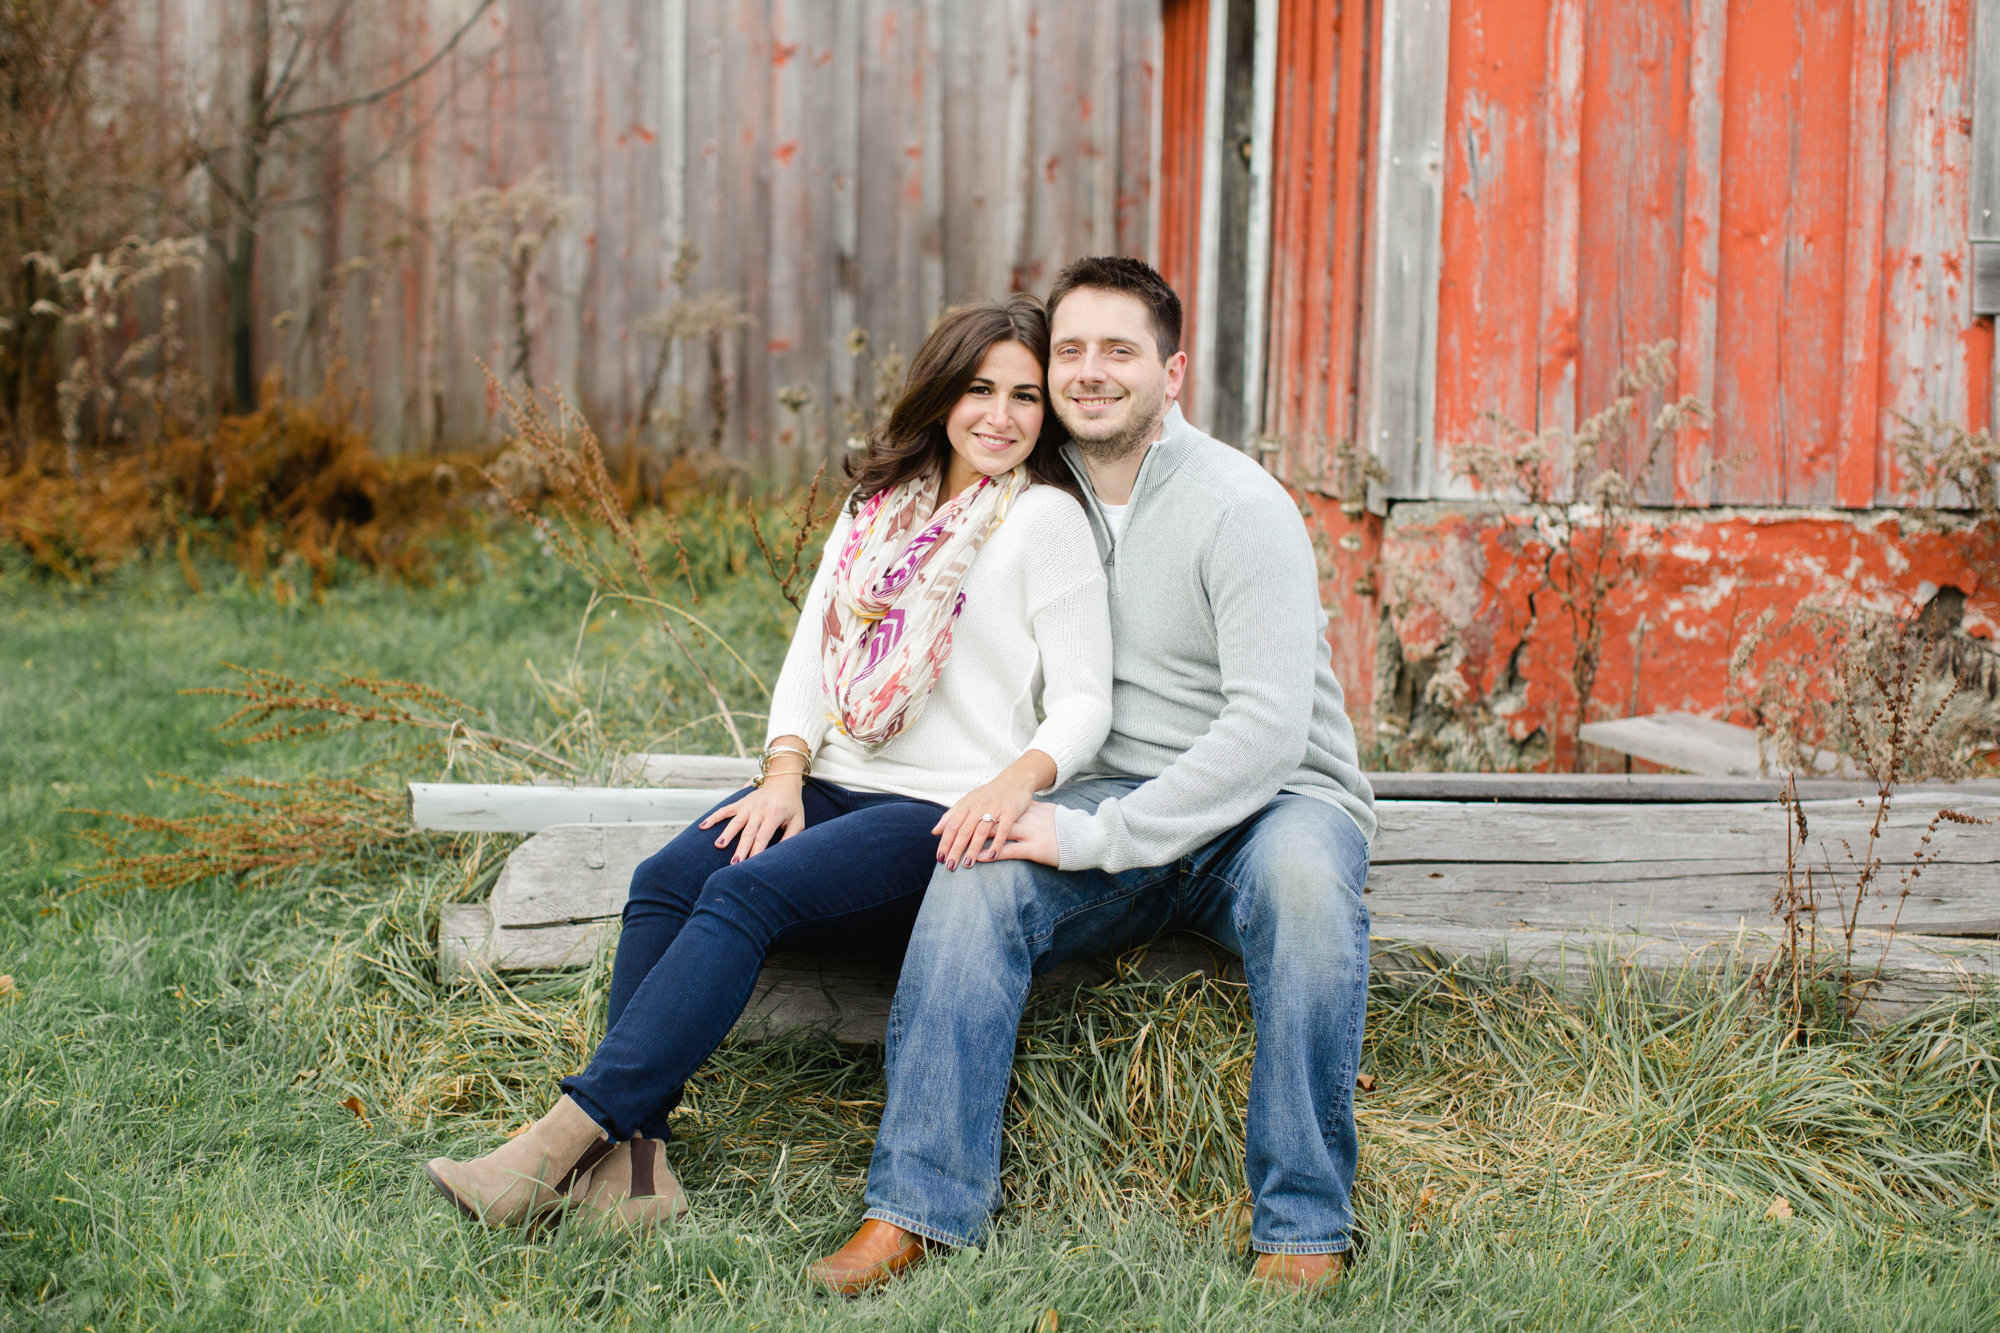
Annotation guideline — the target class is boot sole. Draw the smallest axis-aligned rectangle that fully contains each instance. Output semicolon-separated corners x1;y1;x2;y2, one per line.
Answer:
424;1163;486;1225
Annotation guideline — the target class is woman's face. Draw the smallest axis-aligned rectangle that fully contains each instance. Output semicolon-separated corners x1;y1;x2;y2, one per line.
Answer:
943;339;1045;488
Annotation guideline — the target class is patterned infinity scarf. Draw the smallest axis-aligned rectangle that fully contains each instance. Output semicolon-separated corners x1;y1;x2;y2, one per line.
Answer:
820;465;1027;747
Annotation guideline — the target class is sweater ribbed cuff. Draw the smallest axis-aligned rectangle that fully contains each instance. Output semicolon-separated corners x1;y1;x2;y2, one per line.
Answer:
1052;804;1110;872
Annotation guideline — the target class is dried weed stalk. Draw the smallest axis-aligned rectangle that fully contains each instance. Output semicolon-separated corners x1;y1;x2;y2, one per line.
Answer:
1449;340;1709;768
745;459;834;610
74;772;416;895
441;170;582;390
191;663;577;782
482;374;752;755
24;237;206;475
1744;613;1999;1023
837;325;904;451
635;245;750;453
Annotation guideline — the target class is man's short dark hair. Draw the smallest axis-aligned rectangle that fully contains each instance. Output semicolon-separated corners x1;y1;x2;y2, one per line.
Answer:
1046;256;1183;362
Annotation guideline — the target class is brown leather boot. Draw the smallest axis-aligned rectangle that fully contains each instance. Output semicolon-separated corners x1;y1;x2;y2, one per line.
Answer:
423;1095;611;1231
569;1136;688;1231
1250;1250;1350;1291
808;1219;939;1295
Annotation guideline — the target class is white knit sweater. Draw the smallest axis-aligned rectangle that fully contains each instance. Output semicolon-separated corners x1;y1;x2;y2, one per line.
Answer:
765;483;1114;807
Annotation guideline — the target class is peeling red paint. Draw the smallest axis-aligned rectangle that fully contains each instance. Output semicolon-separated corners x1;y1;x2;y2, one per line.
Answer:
1377;504;2000;767
774;141;798;165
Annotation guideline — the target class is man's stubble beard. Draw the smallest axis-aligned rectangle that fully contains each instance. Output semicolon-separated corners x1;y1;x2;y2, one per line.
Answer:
1062;383;1167;465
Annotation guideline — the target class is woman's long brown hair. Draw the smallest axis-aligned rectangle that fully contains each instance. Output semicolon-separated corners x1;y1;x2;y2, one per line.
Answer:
845;294;1081;511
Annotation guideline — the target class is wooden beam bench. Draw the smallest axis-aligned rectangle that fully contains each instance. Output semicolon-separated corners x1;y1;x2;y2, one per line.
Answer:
424;758;2000;1031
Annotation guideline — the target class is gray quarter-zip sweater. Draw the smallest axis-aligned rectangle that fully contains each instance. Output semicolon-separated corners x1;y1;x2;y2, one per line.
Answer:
1052;404;1376;872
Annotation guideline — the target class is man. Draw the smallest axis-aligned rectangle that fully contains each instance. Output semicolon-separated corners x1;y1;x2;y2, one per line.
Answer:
812;257;1376;1294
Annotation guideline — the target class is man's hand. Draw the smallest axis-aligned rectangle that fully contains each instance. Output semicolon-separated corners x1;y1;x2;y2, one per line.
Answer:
984;799;1060;867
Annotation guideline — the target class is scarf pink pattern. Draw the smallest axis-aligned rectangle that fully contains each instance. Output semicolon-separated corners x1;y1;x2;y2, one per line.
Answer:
821;466;1027;747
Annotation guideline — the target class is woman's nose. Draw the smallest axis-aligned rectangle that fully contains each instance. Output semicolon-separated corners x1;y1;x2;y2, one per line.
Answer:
984;395;1013;428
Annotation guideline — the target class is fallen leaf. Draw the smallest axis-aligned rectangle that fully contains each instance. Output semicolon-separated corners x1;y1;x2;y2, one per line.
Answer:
1416;1185;1436;1208
1355;1073;1378;1093
1764;1195;1793;1221
1038;1311;1058;1333
341;1095;372;1128
0;975;16;1002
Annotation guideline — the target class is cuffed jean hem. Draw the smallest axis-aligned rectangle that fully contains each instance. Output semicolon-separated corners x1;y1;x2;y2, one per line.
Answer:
561;1086;626;1143
1250;1239;1352;1256
862;1207;979;1251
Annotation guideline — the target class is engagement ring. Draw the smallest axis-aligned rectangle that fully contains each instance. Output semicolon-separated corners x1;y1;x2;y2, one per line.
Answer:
979;813;997;823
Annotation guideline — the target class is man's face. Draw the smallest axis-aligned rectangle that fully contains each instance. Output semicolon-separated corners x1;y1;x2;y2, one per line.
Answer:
1047;288;1188;456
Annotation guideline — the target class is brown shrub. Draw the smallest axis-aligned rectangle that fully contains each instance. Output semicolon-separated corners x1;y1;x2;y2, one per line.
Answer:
0;390;490;584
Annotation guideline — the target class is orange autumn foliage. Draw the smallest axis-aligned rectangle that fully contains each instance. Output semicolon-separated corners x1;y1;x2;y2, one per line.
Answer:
0;392;489;584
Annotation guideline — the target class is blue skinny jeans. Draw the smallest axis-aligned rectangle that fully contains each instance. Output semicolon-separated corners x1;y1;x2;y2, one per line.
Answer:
562;779;944;1142
862;777;1372;1255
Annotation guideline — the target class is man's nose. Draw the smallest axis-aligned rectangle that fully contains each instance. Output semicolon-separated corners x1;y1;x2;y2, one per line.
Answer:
1076;347;1108;382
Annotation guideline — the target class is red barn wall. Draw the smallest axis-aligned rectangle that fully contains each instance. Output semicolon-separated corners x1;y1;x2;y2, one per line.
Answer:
1200;0;2000;759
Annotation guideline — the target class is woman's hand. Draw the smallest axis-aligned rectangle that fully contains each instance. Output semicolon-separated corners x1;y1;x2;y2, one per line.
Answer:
934;749;1058;870
700;738;811;863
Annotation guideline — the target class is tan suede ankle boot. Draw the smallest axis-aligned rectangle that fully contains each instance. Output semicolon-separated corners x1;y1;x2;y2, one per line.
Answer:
423;1095;611;1230
569;1136;687;1231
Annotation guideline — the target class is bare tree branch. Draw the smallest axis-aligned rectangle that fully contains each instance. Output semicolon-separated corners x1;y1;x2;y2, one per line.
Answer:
268;0;498;130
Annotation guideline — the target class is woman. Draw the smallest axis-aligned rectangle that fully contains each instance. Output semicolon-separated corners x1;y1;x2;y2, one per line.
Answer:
424;295;1112;1233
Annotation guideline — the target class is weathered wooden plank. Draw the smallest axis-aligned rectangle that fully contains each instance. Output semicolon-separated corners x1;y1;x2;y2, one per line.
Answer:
1367;861;2000;937
1188;0;1231;429
1537;0;1583;445
1838;0;1892;506
1576;0;1685;505
488;821;686;926
1976;0;2000;239
1363;0;1452;501
1879;0;1984;500
1712;0;1810;503
1674;0;1724;505
1260;0;1335;476
1368;923;2000;1024
1371;796;2000;867
443;904;1999;1032
616;753;759;787
1236;0;1280;442
1774;0;1863;505
1157;0;1211;370
1575;711;1857;778
1365;773;1896;803
1116;0;1162;262
471;799;2000;935
938;0;1030;301
1430;0;1543;502
408;785;721;832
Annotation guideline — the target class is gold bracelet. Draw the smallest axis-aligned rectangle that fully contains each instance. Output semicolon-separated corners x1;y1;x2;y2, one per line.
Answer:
752;744;813;788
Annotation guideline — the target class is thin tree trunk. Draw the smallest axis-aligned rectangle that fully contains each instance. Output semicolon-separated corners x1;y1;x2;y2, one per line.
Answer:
228;0;272;412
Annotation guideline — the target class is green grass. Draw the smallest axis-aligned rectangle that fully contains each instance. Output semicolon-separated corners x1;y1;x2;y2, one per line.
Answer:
4;548;2000;1330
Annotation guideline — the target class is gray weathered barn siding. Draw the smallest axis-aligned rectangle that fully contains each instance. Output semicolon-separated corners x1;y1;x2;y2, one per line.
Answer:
150;0;1160;461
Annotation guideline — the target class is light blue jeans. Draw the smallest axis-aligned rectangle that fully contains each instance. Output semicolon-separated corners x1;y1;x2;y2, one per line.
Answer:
862;777;1371;1255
